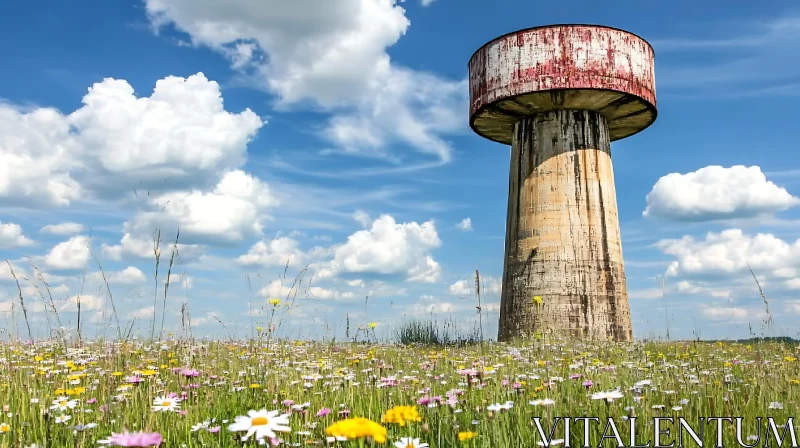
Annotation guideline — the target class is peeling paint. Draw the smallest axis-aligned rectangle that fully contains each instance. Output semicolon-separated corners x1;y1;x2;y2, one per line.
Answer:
469;25;657;145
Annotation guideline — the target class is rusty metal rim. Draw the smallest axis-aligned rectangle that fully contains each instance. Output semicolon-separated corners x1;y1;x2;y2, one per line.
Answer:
468;87;659;146
467;23;656;69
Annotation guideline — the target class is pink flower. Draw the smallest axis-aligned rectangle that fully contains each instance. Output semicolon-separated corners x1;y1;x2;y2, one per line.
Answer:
102;430;163;447
316;408;332;417
582;380;593;388
208;426;221;433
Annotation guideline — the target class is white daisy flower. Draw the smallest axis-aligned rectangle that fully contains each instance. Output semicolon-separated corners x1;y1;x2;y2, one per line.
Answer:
151;396;180;412
590;389;624;402
227;409;292;441
394;437;430;448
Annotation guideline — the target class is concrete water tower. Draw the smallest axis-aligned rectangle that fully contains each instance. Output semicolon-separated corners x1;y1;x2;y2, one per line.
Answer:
468;25;657;342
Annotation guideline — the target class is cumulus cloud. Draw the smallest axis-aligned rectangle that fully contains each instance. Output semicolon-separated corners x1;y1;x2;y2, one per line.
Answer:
0;73;264;207
58;294;104;312
44;236;91;270
643;165;799;221
656;229;800;278
701;306;749;321
144;0;466;162
127;170;277;245
40;222;84;235
456;218;472;231
319;214;442;282
100;233;204;263
107;267;147;285
449;276;501;296
238;237;305;267
0;221;34;249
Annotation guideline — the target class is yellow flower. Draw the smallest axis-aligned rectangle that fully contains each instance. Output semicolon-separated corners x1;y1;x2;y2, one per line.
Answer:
249;384;260;389
532;296;542;305
325;417;387;444
784;356;797;363
381;405;421;427
0;422;10;433
111;372;123;377
368;322;378;329
139;369;158;376
268;298;280;306
458;431;477;441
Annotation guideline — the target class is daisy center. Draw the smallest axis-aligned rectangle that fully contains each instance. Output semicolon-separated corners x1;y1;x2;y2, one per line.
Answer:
251;416;270;426
59;400;67;405
405;444;416;448
161;401;171;407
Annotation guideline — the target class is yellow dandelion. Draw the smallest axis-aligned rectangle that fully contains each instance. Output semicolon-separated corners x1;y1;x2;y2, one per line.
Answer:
458;431;477;441
325;417;387;444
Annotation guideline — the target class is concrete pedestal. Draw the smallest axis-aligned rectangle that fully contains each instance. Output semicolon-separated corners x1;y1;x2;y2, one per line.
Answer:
497;110;633;342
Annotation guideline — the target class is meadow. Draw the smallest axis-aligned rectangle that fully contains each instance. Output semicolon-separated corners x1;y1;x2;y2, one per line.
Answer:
0;325;798;447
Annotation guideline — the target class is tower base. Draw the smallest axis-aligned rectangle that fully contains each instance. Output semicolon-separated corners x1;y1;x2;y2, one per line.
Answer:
497;110;633;342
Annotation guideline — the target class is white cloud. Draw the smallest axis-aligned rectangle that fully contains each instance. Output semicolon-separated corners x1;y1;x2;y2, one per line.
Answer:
307;286;356;300
90;266;147;285
0;221;34;249
319;214;441;282
0;73;264;207
449;279;470;296
420;0;436;5
456;217;472;231
44;236;91;270
258;279;297;299
785;300;800;315
353;210;372;228
130;307;155;319
238;237;306;267
674;281;733;299
449;276;500;296
643;165;799;221
40;222;84;235
58;294;104;312
127;170;277;244
167;273;193;288
101;232;204;263
701;306;749;321
145;0;466;162
656;229;800;278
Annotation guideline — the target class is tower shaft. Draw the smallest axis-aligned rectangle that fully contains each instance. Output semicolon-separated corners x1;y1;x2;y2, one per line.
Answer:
498;110;633;342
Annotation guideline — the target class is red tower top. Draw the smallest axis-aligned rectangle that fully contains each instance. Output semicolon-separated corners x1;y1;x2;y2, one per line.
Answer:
468;24;657;145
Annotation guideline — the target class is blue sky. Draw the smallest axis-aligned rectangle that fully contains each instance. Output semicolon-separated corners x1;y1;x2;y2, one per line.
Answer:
1;0;799;341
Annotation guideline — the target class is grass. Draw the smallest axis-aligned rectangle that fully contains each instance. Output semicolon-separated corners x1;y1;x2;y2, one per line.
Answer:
0;334;798;447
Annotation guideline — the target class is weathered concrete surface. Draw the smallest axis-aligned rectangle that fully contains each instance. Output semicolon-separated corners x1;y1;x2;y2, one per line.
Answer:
497;109;633;342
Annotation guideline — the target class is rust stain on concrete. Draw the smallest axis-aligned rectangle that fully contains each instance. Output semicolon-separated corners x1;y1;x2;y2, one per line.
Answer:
498;110;632;342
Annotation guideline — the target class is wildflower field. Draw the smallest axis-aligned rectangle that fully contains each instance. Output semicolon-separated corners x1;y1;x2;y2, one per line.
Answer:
0;336;798;447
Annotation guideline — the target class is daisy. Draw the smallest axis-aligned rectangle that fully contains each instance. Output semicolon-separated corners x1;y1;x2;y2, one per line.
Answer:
590;389;624;402
529;398;556;406
50;397;79;412
151;396;180;412
394;437;430;448
54;415;71;424
227;409;292;441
